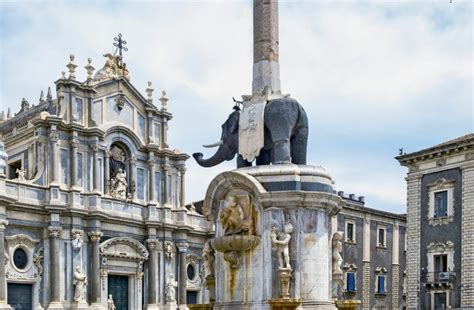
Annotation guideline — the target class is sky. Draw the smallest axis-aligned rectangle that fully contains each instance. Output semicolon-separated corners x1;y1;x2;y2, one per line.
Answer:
0;0;472;214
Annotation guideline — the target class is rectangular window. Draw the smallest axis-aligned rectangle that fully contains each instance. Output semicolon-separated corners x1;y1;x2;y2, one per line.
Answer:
137;168;145;200
434;254;448;273
346;222;355;242
434;293;447;310
154;122;161;145
346;272;356;292
77;153;83;187
168;175;172;204
434;191;448;218
60;149;68;185
8;160;21;179
377;275;386;294
154;172;162;203
74;98;84;124
378;227;386;247
137;114;146;140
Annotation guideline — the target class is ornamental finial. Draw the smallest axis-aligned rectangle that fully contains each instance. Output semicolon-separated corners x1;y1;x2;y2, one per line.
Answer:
159;90;168;111
85;57;95;83
39;90;45;102
145;81;154;102
67;54;77;80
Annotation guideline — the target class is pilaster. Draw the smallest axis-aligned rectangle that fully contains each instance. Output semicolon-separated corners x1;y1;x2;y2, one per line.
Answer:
405;174;422;310
146;239;160;309
392;223;400;310
0;219;10;308
362;216;371;310
48;224;63;308
176;242;189;308
461;164;474;307
88;230;103;306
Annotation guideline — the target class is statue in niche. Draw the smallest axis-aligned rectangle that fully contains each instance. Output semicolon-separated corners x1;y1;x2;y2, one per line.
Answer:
73;266;88;302
110;168;127;200
202;241;215;279
16;167;27;182
270;222;293;269
165;273;177;303
218;194;255;235
332;231;344;274
107;294;116;310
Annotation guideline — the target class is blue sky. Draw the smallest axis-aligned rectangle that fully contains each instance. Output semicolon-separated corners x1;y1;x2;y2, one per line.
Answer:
0;0;472;214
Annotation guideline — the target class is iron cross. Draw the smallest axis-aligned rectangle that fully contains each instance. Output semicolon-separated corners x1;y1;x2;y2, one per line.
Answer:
113;33;128;65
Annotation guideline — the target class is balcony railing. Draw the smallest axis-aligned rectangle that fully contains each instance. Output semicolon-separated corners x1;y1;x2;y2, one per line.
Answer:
421;271;456;285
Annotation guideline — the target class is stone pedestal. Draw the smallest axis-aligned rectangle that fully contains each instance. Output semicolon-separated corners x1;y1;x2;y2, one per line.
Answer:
203;164;344;310
71;301;90;310
268;298;302;310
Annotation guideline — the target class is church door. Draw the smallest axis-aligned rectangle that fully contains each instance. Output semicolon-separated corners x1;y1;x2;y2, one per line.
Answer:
108;275;129;310
7;283;32;310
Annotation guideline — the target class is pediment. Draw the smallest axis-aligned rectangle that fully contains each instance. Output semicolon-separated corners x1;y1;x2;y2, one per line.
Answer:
100;237;149;261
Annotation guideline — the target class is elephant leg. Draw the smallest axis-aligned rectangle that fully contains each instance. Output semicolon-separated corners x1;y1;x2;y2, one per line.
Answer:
256;149;271;165
291;126;308;165
273;139;291;164
237;154;252;168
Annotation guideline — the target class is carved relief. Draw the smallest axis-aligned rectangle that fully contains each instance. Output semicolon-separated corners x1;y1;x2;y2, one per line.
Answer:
71;229;84;251
48;226;62;238
99;237;149;261
202;241;215;280
211;193;260;269
427;241;454;253
110;168;128;200
33;247;44;276
101;269;108;290
164;241;174;260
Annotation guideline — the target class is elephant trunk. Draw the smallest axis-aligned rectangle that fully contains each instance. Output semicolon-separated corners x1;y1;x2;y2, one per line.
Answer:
193;145;235;168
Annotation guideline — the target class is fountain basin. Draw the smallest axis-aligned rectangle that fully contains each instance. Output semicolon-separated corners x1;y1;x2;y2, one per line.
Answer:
211;235;260;253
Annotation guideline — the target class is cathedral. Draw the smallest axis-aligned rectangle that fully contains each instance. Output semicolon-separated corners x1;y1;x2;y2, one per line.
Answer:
0;51;211;310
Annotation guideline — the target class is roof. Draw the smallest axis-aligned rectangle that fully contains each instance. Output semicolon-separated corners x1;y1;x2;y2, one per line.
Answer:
396;133;474;165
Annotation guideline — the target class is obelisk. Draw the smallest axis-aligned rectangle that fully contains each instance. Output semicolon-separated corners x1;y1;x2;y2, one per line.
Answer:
252;0;281;95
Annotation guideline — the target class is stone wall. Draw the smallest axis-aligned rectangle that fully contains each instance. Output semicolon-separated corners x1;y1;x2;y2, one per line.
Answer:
461;164;474;307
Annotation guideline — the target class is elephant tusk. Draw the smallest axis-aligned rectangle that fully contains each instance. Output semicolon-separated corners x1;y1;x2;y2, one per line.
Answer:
202;140;223;148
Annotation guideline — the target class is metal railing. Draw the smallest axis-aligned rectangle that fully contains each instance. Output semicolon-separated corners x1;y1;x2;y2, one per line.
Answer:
421;271;456;284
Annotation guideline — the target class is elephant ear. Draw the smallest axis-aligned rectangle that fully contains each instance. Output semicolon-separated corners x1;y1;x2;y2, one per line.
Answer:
227;111;240;134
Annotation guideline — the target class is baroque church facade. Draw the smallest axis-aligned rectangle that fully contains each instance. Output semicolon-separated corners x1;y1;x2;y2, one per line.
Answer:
0;53;211;310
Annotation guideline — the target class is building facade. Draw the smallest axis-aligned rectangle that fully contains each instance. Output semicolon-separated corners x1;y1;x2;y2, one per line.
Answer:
0;53;211;310
332;193;406;310
397;134;474;310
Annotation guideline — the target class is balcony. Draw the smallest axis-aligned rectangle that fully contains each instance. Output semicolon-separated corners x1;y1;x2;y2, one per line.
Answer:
421;271;456;288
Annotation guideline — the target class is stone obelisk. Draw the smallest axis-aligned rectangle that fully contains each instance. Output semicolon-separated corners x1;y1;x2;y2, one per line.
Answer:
252;0;281;95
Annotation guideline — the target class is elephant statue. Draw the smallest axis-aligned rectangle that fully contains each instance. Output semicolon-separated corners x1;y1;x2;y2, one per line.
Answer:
193;97;308;168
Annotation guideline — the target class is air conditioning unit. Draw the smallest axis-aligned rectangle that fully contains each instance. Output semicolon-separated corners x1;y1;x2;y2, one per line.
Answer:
438;272;450;282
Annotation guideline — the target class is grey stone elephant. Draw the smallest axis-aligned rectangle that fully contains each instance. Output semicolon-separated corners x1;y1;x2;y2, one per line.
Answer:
193;97;308;168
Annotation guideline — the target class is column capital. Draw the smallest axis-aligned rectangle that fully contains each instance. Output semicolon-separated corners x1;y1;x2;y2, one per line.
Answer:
90;143;99;152
88;230;103;242
176;242;189;253
178;167;187;174
49;132;59;142
48;226;63;238
69;139;80;148
147;159;155;167
145;239;159;251
162;164;171;171
129;157;137;165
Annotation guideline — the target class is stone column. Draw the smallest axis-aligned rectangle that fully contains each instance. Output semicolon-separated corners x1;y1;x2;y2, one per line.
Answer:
176;242;189;306
392;222;400;310
0;220;8;305
50;131;60;184
406;174;422;310
104;151;110;195
130;157;137;200
362;215;371;310
163;165;170;205
88;230;103;305
70;138;79;188
91;144;100;192
146;239;159;306
252;0;280;94
49;225;63;304
461;163;474;307
149;156;155;202
147;111;154;145
179;168;186;207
